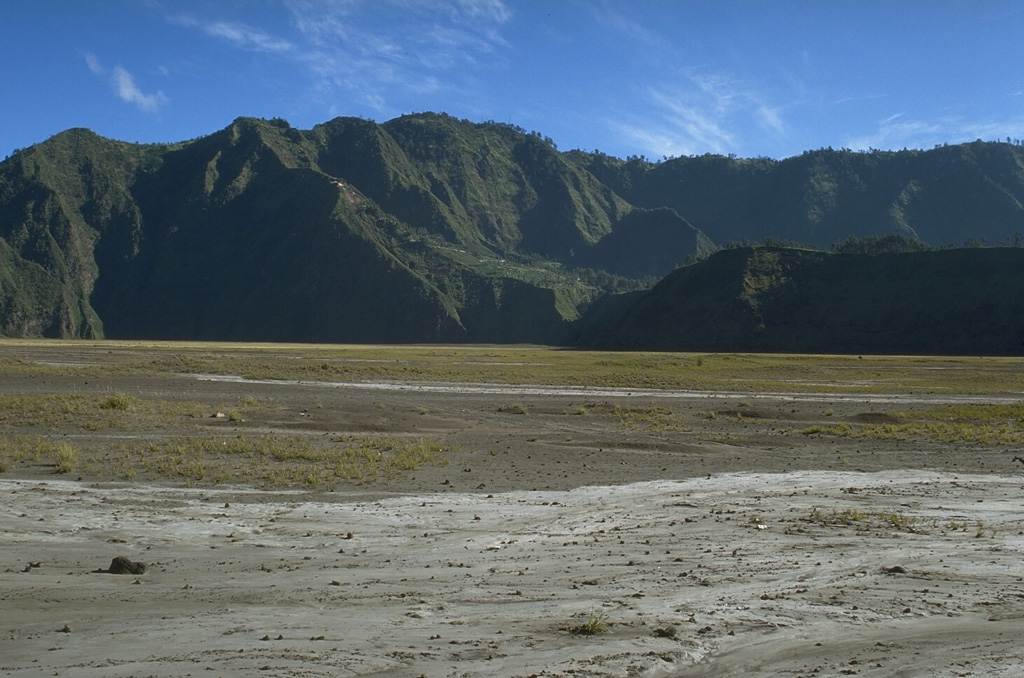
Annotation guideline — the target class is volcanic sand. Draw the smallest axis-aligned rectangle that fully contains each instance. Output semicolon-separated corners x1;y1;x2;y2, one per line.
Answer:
1;347;1022;677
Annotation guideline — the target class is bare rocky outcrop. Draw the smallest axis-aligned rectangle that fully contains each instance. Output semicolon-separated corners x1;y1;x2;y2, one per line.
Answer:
105;556;147;575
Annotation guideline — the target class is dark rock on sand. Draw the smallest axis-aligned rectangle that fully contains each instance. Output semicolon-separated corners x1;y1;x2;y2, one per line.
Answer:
107;556;147;575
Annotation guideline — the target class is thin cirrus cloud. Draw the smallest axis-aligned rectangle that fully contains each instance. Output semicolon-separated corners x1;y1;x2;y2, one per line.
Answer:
84;53;168;113
588;5;795;159
848;114;944;151
287;2;510;63
612;105;730;160
455;0;511;23
163;1;512;116
650;89;737;154
196;0;514;114
847;113;1024;151
614;73;790;159
204;22;294;52
85;53;104;76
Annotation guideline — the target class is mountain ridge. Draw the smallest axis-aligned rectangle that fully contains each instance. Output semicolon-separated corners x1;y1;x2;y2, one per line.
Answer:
582;246;1024;355
2;113;1022;351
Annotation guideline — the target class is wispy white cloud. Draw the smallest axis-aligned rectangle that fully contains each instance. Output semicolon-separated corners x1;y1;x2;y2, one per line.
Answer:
85;52;103;76
609;120;706;160
832;92;886;106
84;53;168;113
757;105;785;136
581;4;795;158
612;70;792;159
589;2;672;60
171;0;511;116
204;21;295;52
650;87;736;153
883;113;910;127
111;66;168;112
456;0;511;23
850;115;941;149
846;113;1024;150
282;0;512;114
170;15;294;52
288;0;512;58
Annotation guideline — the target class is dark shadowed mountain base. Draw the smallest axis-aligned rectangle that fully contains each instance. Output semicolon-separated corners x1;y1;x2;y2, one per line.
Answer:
582;246;1024;355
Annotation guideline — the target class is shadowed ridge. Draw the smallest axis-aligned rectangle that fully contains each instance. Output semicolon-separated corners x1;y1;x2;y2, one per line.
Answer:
585;246;1024;355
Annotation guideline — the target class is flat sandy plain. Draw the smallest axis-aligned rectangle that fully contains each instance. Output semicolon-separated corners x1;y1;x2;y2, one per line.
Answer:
1;341;1022;677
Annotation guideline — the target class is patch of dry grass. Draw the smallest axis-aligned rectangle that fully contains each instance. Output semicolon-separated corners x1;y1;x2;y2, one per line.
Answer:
0;393;207;431
595;404;691;432
3;340;1022;394
801;403;1024;445
0;432;454;489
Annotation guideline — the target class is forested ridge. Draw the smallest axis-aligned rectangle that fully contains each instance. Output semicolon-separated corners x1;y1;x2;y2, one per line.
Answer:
2;113;1022;353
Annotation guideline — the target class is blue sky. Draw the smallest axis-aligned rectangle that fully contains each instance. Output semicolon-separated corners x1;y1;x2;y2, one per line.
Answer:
2;0;1023;161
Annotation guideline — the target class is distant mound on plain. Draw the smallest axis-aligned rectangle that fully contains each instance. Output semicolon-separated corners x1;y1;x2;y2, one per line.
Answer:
583;246;1024;355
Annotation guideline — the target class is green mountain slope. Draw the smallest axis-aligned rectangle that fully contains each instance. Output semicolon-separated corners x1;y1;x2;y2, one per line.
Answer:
585;246;1024;355
0;128;166;338
570;142;1024;247
2;113;1023;348
0;115;684;342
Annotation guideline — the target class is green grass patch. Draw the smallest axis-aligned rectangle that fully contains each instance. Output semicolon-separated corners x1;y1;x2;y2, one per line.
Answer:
801;419;1024;445
53;433;454;488
802;404;1024;445
596;404;691;432
893;403;1024;425
54;444;77;473
802;507;1005;538
806;507;920;532
800;423;854;436
0;436;81;474
101;391;132;410
0;393;211;431
4;340;1022;395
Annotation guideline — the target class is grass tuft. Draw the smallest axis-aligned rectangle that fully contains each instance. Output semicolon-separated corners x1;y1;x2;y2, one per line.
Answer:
563;609;610;636
55;443;77;473
101;392;132;410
